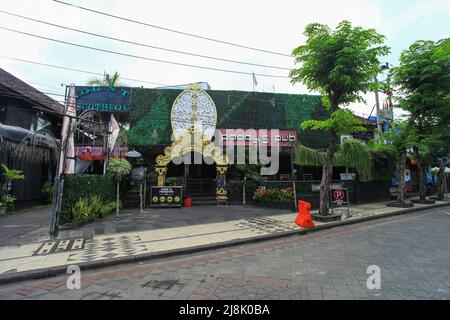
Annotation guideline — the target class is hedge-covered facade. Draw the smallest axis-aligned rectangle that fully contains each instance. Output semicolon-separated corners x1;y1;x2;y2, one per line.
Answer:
128;88;331;149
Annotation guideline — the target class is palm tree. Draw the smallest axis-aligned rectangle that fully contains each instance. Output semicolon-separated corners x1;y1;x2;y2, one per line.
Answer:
88;71;123;86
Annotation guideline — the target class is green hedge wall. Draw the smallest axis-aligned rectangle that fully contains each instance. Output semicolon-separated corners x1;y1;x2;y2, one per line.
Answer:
128;89;329;149
60;174;116;224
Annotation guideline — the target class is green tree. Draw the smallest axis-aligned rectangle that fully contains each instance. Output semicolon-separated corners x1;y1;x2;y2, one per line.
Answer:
108;158;132;217
389;39;450;203
290;20;389;216
88;71;123;86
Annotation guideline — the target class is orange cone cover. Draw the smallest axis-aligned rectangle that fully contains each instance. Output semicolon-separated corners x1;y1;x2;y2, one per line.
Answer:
295;200;315;229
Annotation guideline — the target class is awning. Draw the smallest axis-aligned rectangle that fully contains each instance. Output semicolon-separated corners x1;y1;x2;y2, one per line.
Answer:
75;146;127;160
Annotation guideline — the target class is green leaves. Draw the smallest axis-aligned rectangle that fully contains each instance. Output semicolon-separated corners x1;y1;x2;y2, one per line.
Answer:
300;109;366;135
1;164;25;182
290;20;390;108
294;138;375;182
108;158;132;179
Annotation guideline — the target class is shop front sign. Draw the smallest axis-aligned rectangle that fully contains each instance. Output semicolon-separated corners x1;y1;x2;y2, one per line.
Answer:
75;86;132;113
218;129;297;147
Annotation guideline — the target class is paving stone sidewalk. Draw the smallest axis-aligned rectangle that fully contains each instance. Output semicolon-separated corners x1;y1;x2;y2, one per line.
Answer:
0;199;448;280
1;206;449;300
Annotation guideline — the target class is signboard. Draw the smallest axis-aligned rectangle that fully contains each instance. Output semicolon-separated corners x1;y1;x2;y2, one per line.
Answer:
219;129;297;147
75;86;132;113
312;183;343;192
331;188;348;206
150;186;183;208
340;173;356;181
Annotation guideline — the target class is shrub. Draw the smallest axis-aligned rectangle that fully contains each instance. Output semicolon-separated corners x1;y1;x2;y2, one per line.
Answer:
108;158;132;180
99;201;118;218
61;174;115;224
253;188;294;202
41;181;53;204
165;177;184;186
226;180;258;202
72;197;91;225
71;195;104;225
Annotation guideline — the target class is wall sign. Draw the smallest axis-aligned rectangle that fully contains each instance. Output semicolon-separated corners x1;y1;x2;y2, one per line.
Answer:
75;86;132;113
150;186;183;208
219;129;297;147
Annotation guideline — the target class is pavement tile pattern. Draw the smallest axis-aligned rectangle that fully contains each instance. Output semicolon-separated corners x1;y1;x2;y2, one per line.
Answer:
0;206;449;300
67;235;148;263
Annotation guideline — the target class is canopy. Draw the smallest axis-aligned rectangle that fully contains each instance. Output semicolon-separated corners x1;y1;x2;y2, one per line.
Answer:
126;150;142;158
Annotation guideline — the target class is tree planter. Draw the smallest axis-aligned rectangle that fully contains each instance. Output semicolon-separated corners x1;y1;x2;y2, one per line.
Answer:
386;201;414;208
411;199;436;204
312;213;342;222
0;207;6;216
253;201;296;212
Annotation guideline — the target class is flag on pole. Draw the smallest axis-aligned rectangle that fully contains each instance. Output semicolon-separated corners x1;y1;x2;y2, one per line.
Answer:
252;72;258;86
108;114;120;154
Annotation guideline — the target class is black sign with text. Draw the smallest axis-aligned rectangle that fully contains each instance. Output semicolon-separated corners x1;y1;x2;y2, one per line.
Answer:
150;186;183;208
75;86;132;113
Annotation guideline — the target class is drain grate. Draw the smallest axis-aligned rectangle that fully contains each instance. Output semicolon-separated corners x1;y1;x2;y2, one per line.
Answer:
33;238;86;256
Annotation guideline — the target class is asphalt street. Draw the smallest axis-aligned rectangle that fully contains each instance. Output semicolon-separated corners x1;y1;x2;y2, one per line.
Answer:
0;206;449;300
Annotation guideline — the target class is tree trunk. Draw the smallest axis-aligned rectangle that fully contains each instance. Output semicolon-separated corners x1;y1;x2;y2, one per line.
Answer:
116;181;120;218
320;131;337;216
397;150;406;205
414;146;426;200
397;114;417;205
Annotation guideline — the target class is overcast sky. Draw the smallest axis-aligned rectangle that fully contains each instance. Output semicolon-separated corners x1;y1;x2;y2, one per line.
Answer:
1;0;449;119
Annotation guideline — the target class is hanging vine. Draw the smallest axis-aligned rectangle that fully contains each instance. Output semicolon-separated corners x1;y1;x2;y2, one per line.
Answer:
295;139;374;181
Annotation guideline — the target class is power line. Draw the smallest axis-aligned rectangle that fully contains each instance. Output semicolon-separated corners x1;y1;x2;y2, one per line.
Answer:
0;55;303;106
0;26;290;79
0;10;292;71
0;56;168;87
52;0;292;58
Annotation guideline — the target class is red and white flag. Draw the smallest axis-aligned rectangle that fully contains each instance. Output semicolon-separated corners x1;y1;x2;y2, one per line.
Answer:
252;72;258;86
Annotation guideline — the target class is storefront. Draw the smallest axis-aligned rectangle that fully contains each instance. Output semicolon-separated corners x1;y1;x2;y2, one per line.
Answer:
70;83;375;206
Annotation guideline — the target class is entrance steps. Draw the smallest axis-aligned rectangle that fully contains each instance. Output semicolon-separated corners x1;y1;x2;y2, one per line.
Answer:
123;186;141;209
190;193;217;206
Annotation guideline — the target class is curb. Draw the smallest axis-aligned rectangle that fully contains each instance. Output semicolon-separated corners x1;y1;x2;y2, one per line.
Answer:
0;201;448;285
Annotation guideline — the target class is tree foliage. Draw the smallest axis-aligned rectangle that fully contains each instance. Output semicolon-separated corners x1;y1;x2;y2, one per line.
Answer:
88;71;124;87
290;20;390;108
300;109;367;135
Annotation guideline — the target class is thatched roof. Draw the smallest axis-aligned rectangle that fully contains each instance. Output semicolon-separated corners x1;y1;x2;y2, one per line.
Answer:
0;123;59;165
0;68;63;114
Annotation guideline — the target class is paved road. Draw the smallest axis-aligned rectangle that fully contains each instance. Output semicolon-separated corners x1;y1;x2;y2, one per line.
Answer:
0;206;449;300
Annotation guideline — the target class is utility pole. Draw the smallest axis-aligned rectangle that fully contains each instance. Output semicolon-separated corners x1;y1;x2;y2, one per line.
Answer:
374;76;383;134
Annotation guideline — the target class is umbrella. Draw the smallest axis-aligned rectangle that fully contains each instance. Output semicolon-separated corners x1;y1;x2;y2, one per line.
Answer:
126;150;142;158
431;167;450;174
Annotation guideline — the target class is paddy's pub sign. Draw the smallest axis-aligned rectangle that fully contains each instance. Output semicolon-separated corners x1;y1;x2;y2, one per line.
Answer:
75;86;132;113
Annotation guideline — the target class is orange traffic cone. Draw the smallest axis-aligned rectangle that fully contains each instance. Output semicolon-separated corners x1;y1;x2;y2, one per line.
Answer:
295;200;315;229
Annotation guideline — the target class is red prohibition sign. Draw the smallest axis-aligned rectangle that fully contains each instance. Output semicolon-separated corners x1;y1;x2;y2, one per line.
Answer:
333;189;345;200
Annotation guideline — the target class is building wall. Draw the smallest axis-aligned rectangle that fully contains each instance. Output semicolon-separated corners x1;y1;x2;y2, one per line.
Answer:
128;89;330;150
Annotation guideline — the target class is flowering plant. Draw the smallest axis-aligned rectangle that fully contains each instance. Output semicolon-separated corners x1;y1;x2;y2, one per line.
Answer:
253;188;294;202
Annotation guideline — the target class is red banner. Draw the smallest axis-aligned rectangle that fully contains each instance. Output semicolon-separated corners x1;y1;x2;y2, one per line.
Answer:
218;129;297;147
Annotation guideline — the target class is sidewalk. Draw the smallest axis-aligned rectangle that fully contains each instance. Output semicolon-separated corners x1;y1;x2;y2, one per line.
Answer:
0;198;448;283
